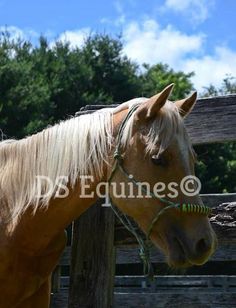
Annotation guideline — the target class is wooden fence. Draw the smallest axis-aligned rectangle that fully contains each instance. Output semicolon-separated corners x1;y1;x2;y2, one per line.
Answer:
51;95;236;308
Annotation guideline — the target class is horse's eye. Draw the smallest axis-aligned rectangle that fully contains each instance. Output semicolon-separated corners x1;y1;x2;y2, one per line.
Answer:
151;155;167;166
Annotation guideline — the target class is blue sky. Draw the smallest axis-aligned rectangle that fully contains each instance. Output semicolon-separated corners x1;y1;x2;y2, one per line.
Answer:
1;0;236;91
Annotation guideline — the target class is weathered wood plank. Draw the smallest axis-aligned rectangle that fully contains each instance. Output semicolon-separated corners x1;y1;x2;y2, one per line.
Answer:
116;243;236;264
201;193;236;207
59;275;236;289
68;201;115;308
114;275;236;288
60;240;236;267
210;202;236;244
185;95;236;144
51;286;236;308
114;292;236;308
77;95;236;144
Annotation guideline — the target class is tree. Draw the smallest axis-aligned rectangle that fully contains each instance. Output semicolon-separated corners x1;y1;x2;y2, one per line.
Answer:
78;34;141;105
0;32;141;138
141;63;194;100
0;34;55;138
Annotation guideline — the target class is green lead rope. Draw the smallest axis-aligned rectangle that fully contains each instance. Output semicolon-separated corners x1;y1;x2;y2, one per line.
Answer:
109;200;154;279
180;203;212;215
107;104;212;280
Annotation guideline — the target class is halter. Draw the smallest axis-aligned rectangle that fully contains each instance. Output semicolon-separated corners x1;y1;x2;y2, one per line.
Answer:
108;104;211;278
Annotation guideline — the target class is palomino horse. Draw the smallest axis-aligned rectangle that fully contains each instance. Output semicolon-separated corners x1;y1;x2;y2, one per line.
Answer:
0;84;217;307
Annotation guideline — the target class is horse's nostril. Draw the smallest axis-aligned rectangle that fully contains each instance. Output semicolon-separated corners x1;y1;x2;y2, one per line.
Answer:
195;238;210;254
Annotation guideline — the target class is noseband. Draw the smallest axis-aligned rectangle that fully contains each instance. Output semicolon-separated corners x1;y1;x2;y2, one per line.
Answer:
108;104;211;277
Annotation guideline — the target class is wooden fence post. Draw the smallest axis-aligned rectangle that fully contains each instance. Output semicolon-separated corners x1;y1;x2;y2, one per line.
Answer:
68;199;115;308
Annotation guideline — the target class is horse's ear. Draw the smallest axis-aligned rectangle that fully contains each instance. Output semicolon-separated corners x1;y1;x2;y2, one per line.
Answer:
135;84;174;122
175;91;197;117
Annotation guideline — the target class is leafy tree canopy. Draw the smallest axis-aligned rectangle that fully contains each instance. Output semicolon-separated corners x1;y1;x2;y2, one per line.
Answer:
141;63;194;100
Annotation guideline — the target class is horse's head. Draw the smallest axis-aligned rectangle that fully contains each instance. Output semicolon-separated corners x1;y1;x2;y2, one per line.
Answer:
110;84;217;268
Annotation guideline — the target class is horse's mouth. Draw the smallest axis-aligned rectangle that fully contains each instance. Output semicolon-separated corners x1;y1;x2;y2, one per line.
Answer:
166;237;193;268
154;234;212;268
166;236;213;268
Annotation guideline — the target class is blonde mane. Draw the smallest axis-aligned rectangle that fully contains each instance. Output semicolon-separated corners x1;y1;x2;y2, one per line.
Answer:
0;98;189;222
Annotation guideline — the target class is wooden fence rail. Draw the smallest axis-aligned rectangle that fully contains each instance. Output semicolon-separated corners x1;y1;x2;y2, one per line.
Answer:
78;94;236;144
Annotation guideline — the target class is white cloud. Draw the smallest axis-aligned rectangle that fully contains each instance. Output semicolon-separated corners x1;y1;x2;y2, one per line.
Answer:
56;28;90;48
183;47;236;90
122;19;236;91
123;20;204;67
164;0;215;24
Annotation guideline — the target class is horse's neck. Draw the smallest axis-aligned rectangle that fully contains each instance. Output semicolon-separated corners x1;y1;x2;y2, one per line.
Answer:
9;173;105;255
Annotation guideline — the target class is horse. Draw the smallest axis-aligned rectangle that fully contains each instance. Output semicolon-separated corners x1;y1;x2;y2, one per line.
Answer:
0;84;217;307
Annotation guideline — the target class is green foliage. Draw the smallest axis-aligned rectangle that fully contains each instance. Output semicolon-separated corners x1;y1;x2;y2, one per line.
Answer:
0;33;141;138
0;36;54;137
79;35;141;104
141;63;194;100
195;142;236;193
